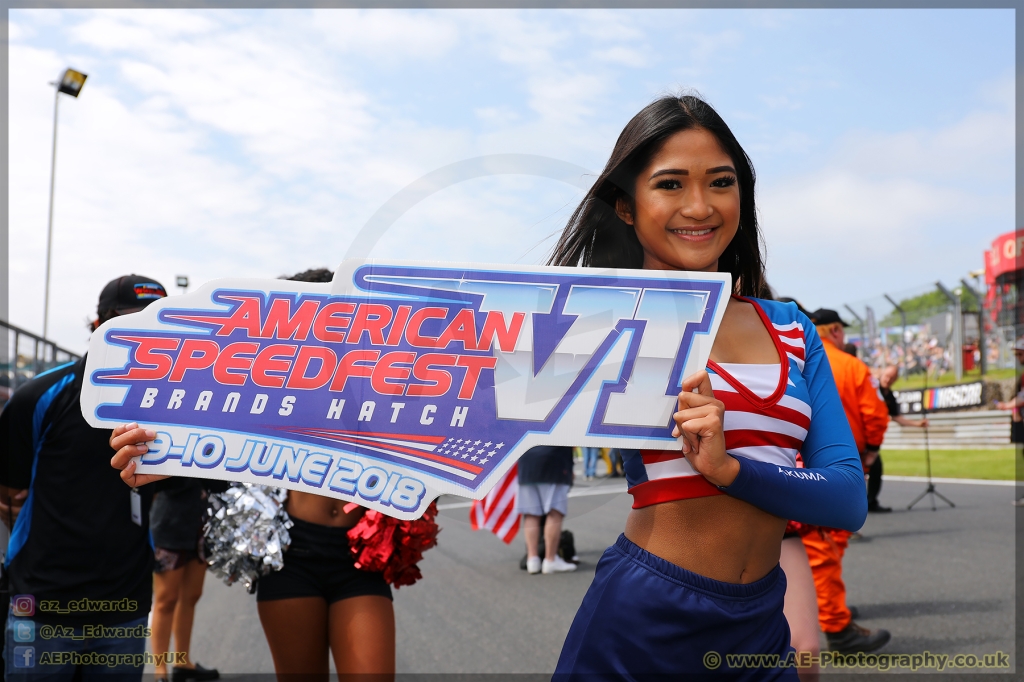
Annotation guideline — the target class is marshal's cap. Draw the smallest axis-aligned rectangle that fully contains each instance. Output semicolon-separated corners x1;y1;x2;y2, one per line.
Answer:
810;308;849;327
98;275;167;316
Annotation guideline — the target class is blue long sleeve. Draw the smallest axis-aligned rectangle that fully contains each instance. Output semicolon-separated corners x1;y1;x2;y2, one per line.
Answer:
722;312;867;531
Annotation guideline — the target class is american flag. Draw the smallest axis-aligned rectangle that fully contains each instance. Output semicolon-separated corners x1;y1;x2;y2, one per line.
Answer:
470;463;519;544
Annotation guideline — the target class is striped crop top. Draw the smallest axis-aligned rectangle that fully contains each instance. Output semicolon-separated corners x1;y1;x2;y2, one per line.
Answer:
621;298;868;532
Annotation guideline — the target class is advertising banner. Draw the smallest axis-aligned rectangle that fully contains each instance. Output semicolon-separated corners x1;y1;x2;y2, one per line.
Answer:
82;260;730;519
893;381;985;414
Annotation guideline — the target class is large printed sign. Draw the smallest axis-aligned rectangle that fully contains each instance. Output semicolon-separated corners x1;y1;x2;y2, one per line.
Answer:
82;261;730;519
893;381;985;414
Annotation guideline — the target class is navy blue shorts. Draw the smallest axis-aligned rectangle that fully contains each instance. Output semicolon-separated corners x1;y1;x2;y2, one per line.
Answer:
554;534;798;681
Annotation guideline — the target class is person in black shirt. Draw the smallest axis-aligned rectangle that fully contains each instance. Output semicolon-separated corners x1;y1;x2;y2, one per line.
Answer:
872;365;928;513
517;446;577;574
0;275;169;681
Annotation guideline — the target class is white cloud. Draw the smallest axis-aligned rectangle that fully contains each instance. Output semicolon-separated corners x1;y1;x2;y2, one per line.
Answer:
7;8;1013;354
759;88;1014;307
8;20;33;42
308;9;459;60
591;45;647;68
761;94;802;111
466;10;567;70
525;72;607;124
474;106;520;126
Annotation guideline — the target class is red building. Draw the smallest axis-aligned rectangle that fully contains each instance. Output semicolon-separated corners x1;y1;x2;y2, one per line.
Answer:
985;229;1024;327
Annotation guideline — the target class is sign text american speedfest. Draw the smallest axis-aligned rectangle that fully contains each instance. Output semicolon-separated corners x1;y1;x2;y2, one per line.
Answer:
83;261;730;519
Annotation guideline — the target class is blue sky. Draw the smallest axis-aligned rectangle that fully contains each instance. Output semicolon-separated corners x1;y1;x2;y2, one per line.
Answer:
9;8;1015;352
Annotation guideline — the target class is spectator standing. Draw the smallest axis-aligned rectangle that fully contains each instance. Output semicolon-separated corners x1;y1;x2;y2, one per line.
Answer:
581;447;600;481
517;446;577;574
996;338;1024;506
0;276;169;682
605;448;624;477
873;366;928;513
802;308;890;653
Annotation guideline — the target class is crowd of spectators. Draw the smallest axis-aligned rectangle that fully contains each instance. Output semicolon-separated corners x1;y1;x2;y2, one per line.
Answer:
852;325;1009;379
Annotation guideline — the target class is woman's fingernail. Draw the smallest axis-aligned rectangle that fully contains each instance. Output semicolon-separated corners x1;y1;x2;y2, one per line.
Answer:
681;441;690;453
127;422;138;430
137;444;148;452
144;430;156;439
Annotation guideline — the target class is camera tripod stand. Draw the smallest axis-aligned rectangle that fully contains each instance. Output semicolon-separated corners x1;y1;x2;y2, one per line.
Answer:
908;372;954;510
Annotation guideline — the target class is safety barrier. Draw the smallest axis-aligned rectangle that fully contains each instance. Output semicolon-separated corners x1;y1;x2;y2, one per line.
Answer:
1;320;82;402
883;410;1011;449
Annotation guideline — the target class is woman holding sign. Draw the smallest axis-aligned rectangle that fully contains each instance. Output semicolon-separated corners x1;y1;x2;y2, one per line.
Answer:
548;94;867;679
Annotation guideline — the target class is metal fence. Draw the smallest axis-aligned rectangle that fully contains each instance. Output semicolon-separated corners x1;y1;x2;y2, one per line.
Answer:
837;279;1011;381
1;320;81;408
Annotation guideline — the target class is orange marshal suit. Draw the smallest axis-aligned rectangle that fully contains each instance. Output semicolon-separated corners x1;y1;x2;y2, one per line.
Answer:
801;337;889;632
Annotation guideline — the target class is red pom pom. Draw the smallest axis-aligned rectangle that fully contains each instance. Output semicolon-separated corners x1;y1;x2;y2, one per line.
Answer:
347;502;440;588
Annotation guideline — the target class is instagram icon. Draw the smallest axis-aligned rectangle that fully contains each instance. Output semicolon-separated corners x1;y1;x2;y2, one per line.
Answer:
11;595;35;617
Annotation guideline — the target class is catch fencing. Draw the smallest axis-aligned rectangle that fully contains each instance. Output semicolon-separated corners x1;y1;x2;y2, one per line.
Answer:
1;320;81;408
838;279;1013;382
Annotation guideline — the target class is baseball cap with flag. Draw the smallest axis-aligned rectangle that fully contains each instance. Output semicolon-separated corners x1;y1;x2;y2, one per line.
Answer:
97;275;167;316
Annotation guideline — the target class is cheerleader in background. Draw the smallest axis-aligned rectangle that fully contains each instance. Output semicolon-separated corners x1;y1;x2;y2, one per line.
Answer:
112;269;398;681
248;268;396;680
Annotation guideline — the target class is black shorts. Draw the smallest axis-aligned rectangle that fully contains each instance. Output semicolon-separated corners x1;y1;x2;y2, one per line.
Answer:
256;517;393;604
153;546;204;573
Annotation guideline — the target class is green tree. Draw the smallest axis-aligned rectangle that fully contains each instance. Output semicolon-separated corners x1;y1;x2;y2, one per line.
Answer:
880;286;979;327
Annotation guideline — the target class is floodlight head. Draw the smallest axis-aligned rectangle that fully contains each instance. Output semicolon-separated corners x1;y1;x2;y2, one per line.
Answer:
58;68;87;97
176;275;189;289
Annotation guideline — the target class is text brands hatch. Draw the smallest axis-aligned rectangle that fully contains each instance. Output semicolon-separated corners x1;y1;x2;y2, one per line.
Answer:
82;260;729;519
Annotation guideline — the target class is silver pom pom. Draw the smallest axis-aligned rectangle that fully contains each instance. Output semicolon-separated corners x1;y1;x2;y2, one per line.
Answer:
203;483;293;594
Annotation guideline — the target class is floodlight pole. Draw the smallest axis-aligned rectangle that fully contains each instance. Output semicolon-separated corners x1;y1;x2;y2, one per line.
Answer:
960;278;986;376
42;86;61;340
884;294;908;378
42;69;86;340
936;281;962;382
843;305;864;355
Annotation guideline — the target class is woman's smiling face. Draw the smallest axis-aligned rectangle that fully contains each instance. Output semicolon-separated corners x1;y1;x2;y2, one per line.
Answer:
617;127;741;272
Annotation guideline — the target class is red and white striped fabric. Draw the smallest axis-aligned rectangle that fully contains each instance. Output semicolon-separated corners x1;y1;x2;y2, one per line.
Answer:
626;315;815;509
470;463;520;544
711;362;810;468
772;320;807;371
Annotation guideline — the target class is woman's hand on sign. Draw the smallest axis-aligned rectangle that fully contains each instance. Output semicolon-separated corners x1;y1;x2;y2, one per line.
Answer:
109;422;168;487
673;370;738;488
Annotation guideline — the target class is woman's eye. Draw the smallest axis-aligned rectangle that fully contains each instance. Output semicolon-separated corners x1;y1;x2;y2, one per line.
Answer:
710;175;737;189
655;179;682;190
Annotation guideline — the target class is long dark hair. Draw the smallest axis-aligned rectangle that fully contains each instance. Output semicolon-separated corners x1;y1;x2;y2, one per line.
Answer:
547;94;768;297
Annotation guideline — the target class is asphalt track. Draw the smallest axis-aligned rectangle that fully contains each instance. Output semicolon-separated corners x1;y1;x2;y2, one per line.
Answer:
175;473;1017;678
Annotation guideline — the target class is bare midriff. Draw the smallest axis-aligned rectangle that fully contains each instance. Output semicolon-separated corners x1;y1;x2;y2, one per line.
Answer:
286;490;364;527
624;495;787;584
